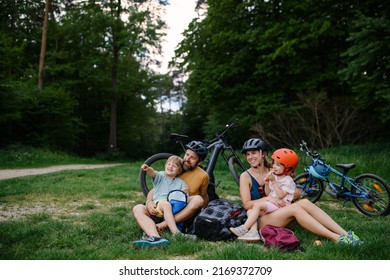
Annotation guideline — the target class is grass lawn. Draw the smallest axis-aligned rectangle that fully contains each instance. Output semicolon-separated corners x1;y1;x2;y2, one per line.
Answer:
0;144;390;260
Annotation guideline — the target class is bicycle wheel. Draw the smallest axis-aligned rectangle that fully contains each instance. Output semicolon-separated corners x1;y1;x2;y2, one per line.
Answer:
294;172;324;203
352;173;390;216
228;156;246;186
138;153;173;197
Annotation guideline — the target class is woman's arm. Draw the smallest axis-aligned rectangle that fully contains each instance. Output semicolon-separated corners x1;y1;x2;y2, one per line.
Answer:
239;172;268;210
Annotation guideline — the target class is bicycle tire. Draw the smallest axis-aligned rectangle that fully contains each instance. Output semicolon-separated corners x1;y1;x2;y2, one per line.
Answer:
294;172;324;203
138;153;174;197
351;173;390;216
228;156;245;186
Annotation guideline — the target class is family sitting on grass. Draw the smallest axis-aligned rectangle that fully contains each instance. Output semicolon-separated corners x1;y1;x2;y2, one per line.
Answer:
132;138;362;249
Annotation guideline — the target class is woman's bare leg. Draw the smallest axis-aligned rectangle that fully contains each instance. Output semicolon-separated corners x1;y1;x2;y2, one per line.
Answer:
294;199;347;235
260;202;343;242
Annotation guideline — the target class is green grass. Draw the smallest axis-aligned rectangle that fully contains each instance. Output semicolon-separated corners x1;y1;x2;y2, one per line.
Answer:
0;144;390;260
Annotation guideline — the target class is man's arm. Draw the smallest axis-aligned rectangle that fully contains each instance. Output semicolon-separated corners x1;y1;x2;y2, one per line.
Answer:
200;176;209;208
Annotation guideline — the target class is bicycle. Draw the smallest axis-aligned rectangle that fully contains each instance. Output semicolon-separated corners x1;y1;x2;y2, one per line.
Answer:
294;140;390;217
138;123;247;200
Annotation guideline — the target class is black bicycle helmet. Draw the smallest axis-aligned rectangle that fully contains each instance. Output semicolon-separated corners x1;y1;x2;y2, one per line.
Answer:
185;141;208;161
241;138;268;154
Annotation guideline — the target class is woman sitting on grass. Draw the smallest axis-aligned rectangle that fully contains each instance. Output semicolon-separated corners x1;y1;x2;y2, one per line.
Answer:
230;148;299;241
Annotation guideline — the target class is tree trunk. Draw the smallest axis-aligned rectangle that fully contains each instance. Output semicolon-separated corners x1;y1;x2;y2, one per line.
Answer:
107;0;121;153
108;93;117;152
38;0;50;90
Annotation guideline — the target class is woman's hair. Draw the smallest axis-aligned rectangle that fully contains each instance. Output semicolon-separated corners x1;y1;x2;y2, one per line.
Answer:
166;155;184;174
263;152;273;169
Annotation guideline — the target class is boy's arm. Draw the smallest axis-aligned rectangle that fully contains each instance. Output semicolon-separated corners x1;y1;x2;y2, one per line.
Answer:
141;164;157;177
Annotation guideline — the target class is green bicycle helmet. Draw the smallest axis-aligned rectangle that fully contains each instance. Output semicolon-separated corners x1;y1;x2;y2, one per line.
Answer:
185;141;208;161
308;161;330;179
241;138;268;154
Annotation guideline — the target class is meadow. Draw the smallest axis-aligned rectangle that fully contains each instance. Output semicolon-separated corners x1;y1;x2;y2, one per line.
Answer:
0;143;389;260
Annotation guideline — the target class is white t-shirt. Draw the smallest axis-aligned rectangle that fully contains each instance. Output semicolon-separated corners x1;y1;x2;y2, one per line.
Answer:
268;175;296;205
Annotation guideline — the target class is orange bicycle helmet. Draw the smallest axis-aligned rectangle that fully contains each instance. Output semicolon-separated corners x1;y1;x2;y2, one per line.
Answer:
271;148;299;174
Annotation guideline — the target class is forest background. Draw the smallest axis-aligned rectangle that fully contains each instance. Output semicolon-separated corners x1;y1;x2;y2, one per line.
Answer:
1;0;389;160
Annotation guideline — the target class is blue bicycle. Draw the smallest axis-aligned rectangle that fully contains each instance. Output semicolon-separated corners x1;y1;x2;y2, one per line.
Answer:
294;140;390;217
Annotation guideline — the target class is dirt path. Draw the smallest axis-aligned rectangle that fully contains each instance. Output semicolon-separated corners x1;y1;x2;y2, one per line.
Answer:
0;164;123;180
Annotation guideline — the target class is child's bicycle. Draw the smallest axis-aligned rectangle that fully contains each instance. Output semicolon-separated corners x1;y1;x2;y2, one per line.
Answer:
138;122;247;200
294;140;390;216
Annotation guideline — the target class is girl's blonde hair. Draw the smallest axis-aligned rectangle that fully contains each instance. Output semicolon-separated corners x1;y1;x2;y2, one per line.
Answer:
166;155;184;174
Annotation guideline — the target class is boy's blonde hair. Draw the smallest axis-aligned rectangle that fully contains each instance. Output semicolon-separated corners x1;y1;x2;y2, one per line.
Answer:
166;155;183;174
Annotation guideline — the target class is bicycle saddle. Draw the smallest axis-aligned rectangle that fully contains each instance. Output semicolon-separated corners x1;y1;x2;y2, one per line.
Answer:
336;163;355;172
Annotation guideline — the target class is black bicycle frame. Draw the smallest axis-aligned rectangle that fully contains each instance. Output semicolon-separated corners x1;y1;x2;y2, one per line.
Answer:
205;139;246;179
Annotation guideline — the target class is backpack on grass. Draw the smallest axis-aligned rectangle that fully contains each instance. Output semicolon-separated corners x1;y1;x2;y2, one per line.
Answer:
259;224;301;252
192;199;247;241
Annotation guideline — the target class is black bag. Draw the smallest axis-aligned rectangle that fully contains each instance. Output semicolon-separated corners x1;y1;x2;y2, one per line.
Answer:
192;199;247;241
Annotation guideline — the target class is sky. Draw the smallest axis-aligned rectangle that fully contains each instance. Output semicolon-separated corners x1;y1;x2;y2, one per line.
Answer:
159;0;198;73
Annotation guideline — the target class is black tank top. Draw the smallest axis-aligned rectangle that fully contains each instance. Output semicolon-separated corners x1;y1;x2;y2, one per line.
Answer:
247;171;266;199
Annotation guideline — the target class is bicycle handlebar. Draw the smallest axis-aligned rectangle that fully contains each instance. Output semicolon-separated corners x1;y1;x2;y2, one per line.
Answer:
207;122;238;144
299;140;320;158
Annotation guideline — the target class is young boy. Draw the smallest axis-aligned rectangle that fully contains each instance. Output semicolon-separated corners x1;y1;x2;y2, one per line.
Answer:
141;155;188;235
230;148;298;241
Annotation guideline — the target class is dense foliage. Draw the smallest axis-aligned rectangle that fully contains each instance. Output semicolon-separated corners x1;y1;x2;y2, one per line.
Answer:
1;0;389;159
1;0;178;158
176;0;390;150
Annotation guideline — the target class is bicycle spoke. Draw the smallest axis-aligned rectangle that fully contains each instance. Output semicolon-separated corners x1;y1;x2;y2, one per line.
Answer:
352;174;390;216
294;173;323;203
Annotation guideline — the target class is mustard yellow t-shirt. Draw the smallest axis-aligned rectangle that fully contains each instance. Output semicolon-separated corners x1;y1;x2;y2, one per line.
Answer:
179;166;209;196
